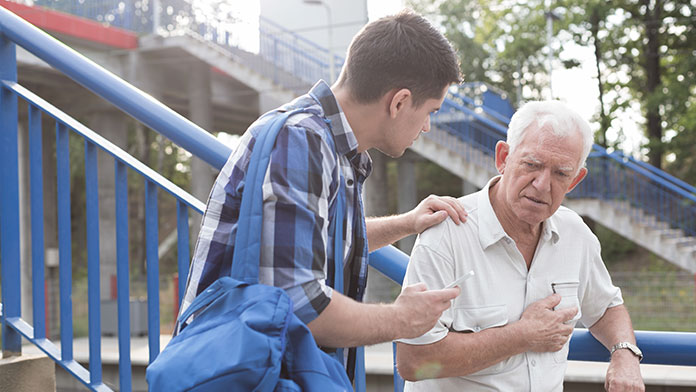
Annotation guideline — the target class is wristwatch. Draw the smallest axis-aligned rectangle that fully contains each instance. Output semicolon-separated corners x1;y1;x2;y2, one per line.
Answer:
610;342;643;362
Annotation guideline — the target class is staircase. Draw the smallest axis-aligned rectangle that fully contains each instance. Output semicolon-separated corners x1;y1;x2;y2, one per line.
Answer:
1;2;695;392
12;0;695;275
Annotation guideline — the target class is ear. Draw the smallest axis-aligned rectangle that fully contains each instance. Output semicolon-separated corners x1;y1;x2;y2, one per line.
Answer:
388;88;412;119
566;167;588;193
495;141;510;174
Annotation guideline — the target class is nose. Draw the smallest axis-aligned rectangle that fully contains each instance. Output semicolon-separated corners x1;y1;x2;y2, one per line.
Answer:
532;168;552;192
422;114;431;133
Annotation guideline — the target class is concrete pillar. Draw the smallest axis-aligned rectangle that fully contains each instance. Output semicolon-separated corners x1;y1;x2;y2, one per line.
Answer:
397;151;418;254
462;179;478;196
362;151;399;303
363;151;389;217
259;91;286;113
89;110;129;302
188;62;215;238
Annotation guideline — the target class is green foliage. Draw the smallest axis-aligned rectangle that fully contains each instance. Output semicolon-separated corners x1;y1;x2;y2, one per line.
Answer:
410;0;696;184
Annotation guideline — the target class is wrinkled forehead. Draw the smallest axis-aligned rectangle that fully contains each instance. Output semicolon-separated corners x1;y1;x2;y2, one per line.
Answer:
515;125;585;166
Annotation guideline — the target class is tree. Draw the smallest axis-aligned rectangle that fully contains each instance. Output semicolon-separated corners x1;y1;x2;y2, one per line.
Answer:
411;0;696;181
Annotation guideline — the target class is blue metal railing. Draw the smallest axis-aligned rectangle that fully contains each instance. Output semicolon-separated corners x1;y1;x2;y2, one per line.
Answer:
430;96;696;237
0;5;205;390
1;3;695;392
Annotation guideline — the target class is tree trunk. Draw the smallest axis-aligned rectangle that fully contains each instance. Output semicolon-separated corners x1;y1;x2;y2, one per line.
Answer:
590;6;609;148
642;0;663;168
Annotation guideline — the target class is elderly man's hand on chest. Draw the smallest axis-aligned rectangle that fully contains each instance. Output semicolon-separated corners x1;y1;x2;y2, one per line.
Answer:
515;294;577;352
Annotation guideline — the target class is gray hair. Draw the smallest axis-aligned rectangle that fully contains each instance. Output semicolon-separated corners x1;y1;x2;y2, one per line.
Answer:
506;100;593;168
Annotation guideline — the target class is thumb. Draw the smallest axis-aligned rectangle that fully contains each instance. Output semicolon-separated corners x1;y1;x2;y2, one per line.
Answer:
425;210;448;225
557;306;579;322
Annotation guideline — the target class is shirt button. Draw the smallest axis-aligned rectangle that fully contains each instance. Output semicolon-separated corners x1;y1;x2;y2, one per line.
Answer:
531;360;536;366
346;179;354;186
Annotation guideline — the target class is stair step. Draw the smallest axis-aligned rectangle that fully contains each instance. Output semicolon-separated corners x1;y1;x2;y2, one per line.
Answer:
658;228;683;240
670;237;696;249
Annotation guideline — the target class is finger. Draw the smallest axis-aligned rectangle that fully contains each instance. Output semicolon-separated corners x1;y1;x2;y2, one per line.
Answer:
539;293;562;308
404;282;428;293
444;197;468;222
431;210;449;224
428;196;460;224
557;306;578;322
426;287;460;302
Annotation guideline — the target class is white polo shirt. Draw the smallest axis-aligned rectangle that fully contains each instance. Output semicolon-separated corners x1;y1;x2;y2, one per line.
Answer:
399;176;623;392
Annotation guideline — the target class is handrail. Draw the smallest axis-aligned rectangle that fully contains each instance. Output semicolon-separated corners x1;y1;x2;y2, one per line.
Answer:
0;5;231;170
1;80;205;213
1;3;694;392
368;247;696;366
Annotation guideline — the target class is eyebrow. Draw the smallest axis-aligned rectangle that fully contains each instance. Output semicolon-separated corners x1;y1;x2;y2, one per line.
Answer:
522;155;575;173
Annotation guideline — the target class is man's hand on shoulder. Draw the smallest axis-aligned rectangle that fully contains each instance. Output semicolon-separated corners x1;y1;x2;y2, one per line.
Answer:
406;195;468;234
391;283;460;339
605;349;645;392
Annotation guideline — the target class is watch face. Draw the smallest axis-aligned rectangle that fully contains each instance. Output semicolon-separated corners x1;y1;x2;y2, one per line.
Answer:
613;342;642;361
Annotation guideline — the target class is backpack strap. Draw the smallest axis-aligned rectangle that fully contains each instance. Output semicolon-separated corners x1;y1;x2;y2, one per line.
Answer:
230;108;346;293
231;108;305;284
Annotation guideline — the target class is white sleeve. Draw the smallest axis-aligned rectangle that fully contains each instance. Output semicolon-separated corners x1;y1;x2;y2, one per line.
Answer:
579;238;624;328
396;231;456;345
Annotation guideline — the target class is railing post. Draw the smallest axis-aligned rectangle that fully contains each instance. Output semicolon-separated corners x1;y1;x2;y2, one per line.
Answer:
0;31;22;357
85;141;102;385
115;161;132;392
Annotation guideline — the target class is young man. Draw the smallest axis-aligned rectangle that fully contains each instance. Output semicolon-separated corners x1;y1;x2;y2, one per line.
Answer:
396;101;644;391
181;9;467;376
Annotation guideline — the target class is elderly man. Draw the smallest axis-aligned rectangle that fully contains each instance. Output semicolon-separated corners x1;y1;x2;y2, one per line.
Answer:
396;101;644;391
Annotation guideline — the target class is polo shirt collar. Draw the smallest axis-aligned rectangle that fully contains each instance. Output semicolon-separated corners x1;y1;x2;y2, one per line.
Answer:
477;176;560;249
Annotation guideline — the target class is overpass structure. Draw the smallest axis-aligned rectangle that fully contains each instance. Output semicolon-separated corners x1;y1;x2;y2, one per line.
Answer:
1;1;695;391
6;0;695;273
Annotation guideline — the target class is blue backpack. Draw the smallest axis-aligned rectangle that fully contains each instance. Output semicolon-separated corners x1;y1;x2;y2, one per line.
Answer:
146;109;359;391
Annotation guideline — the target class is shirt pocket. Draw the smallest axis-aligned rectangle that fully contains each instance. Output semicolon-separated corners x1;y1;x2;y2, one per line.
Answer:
552;281;582;324
551;281;581;364
451;304;508;333
451;304;517;375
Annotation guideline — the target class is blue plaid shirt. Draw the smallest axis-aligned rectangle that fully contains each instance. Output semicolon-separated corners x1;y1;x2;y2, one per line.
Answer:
181;81;372;325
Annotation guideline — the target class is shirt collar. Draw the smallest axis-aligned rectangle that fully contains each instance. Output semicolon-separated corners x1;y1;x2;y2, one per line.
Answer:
477;176;560;249
308;80;372;178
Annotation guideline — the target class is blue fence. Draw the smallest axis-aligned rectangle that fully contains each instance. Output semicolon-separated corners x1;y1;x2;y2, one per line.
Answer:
1;2;696;392
431;93;696;238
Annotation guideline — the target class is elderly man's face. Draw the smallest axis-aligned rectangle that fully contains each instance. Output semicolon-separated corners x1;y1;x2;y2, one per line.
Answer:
495;124;588;227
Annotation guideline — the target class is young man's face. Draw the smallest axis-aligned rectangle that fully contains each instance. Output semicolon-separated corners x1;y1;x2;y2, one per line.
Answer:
495;124;587;227
382;86;448;158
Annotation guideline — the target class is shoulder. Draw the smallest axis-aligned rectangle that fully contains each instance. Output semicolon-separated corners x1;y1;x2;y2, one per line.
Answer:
417;193;481;251
553;205;600;248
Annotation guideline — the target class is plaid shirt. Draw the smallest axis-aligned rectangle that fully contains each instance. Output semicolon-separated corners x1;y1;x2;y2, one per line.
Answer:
181;81;372;325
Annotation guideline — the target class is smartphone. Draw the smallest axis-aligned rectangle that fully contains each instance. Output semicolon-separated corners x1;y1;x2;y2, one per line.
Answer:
444;270;475;289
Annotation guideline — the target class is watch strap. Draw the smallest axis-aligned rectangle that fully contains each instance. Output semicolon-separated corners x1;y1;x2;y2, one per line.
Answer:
610;342;643;362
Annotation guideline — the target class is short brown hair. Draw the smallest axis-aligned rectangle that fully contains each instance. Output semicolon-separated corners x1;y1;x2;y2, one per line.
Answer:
337;9;461;107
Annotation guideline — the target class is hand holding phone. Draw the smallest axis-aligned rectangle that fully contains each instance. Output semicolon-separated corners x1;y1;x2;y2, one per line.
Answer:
444;270;475;289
